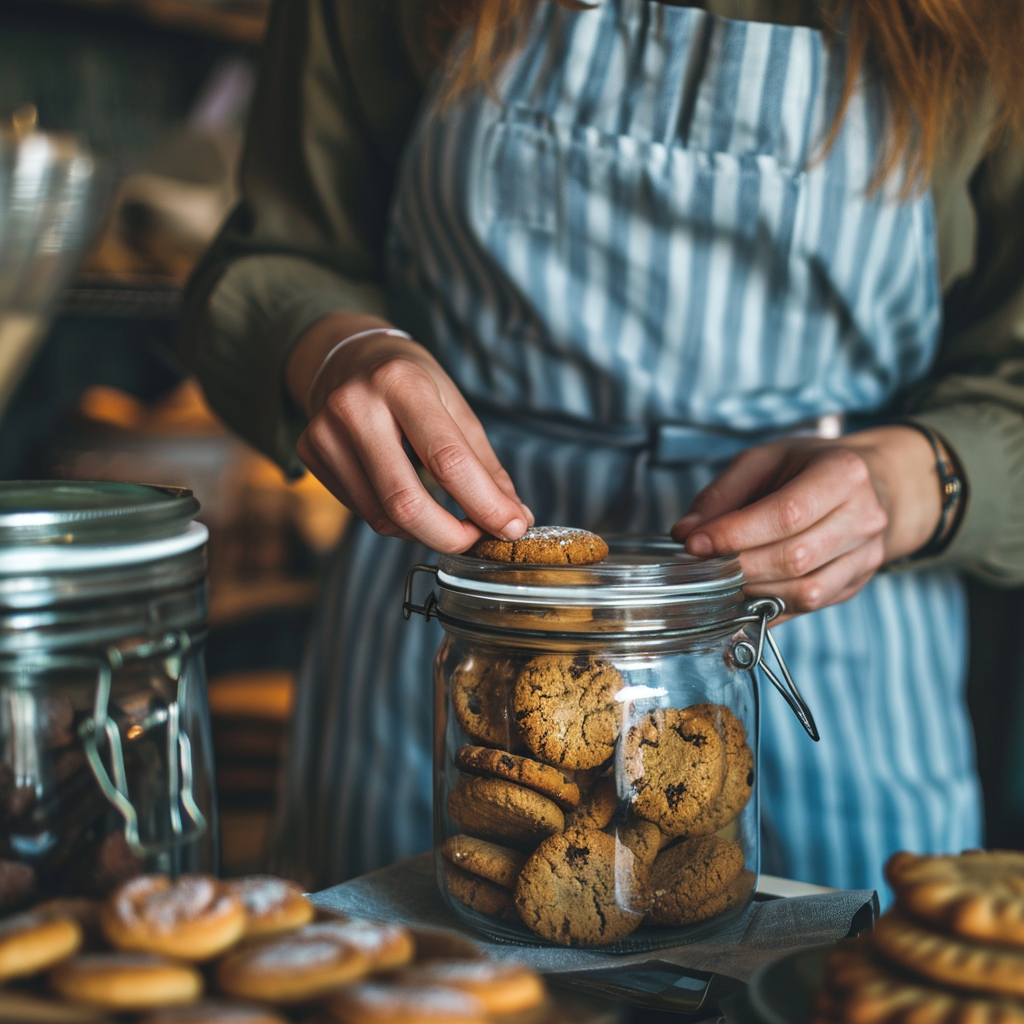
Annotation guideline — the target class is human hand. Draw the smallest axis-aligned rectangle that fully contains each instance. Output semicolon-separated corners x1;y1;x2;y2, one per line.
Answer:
289;313;533;552
671;427;949;620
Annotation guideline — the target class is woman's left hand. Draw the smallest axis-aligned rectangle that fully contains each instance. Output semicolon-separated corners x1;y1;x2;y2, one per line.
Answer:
671;426;949;621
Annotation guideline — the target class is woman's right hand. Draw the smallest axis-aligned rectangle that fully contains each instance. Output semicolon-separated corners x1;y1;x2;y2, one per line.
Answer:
287;312;533;553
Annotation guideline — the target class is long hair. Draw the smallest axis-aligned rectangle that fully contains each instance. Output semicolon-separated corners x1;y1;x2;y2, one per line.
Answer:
430;0;1024;187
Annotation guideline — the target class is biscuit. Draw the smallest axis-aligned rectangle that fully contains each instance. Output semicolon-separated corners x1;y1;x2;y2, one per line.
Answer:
513;656;624;771
470;527;609;565
872;909;1024;998
683;704;754;837
622;707;726;836
562;774;618;830
447;775;564;848
301;920;415;972
101;875;246;962
514;828;645;946
140;1003;290;1024
397;959;546;1014
646;836;746;926
323;981;488;1024
454;746;580;809
0;910;82;982
443;863;515;919
49;952;203;1011
214;925;371;1004
450;653;520;748
616;819;665;870
441;836;528;890
885;850;1024;948
225;876;314;939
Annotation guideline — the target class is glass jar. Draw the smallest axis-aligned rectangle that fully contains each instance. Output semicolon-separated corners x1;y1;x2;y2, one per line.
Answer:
404;537;817;950
0;481;216;912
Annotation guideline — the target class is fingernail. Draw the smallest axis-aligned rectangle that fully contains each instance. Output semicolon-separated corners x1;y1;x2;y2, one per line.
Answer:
499;518;527;541
687;533;713;557
675;513;703;536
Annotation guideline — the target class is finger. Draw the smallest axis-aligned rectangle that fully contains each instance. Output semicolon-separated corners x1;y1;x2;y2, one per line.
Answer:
672;446;787;540
743;536;885;616
685;448;868;556
734;497;887;586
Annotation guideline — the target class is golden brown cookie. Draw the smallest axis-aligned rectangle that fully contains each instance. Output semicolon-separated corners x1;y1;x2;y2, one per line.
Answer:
225;876;314;939
447;775;564;848
301;920;415;972
408;927;484;962
323;981;488;1024
441;836;528;890
33;898;104;949
683;704;754;837
214;924;371;1004
443;863;515;919
514;828;645;947
0;989;108;1024
646;836;747;926
470;527;609;565
0;910;82;982
49;952;203;1011
562;774;619;830
397;959;546;1014
450;653;521;748
885;850;1024;948
454;745;580;809
140;1003;290;1024
100;874;246;962
872;909;1024;998
616;819;665;870
622;707;726;836
513;656;624;771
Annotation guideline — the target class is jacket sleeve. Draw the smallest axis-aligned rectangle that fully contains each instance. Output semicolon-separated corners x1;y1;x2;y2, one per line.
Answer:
909;134;1024;585
178;0;424;475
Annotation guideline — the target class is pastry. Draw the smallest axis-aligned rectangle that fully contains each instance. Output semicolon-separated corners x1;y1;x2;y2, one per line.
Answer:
440;835;528;890
470;527;609;565
622;707;726;835
101;874;246;961
48;952;203;1011
397;958;546;1014
872;909;1024;998
562;774;618;830
322;981;488;1024
885;849;1024;947
683;704;754;837
0;910;82;982
301;919;415;972
513;656;624;770
214;924;371;1003
450;653;520;748
140;1003;290;1024
225;876;314;939
454;745;580;809
443;863;515;918
514;828;645;946
646;835;746;926
447;775;564;848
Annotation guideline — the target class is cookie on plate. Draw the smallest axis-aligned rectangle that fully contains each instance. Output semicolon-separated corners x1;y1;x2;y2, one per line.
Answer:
447;775;564;848
885;850;1024;948
622;707;727;835
513;656;624;771
441;835;528;890
682;704;754;837
646;835;747;926
450;653;521;748
49;952;203;1011
454;745;580;809
225;876;313;939
300;919;415;973
514;828;645;946
323;981;488;1024
140;1003;290;1024
0;910;82;982
397;959;546;1015
470;527;609;565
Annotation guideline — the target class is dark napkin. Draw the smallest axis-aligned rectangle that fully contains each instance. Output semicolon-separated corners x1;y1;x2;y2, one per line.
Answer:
311;852;877;984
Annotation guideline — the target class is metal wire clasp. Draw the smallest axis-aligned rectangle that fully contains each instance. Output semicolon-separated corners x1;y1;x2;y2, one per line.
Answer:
735;598;820;741
403;565;439;621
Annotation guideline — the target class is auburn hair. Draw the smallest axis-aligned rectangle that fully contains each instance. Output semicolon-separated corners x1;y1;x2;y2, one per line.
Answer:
430;0;1024;188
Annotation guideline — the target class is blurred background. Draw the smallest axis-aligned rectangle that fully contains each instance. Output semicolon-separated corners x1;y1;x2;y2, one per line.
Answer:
0;0;1020;875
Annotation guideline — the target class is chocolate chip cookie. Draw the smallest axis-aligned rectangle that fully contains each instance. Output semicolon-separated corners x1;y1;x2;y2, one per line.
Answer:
454;746;580;810
562;774;618;830
450;653;520;748
442;863;515;919
646;835;746;926
513;656;624;770
470;527;609;565
446;776;564;849
683;704;754;837
440;836;528;891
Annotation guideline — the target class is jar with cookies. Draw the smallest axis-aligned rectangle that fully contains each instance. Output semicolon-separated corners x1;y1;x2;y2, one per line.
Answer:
0;482;217;913
404;528;819;950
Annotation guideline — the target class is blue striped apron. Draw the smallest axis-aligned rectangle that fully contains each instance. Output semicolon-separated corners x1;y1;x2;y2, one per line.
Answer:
268;0;982;899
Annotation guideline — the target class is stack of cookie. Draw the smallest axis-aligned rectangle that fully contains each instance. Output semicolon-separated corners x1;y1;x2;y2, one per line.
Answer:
442;646;756;947
814;850;1024;1024
0;871;555;1023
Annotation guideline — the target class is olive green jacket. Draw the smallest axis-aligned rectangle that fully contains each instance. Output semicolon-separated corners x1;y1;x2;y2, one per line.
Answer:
180;0;1024;585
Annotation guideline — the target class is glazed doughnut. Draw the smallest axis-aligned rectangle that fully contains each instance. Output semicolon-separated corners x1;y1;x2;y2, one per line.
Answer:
100;875;246;961
397;958;546;1014
322;982;488;1024
0;911;82;982
214;925;371;1004
48;952;203;1010
301;920;414;973
224;876;313;939
139;1002;290;1024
